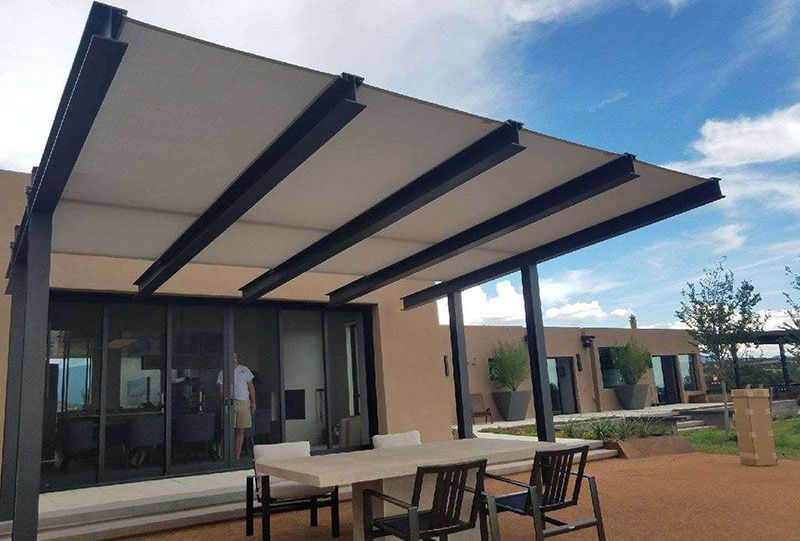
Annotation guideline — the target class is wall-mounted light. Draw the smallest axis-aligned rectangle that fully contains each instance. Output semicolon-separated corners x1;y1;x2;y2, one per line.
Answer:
580;335;595;348
576;353;583;372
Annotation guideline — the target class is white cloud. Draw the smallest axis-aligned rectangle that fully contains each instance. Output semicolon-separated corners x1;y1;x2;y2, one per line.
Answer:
593;90;629;111
688;104;800;168
701;224;748;254
665;102;800;214
545;301;631;322
438;280;525;326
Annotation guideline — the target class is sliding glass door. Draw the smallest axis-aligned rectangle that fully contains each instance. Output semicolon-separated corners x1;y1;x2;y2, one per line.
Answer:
41;295;375;492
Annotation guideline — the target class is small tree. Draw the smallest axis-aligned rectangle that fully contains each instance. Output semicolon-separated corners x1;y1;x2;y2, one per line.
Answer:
488;340;530;391
785;260;800;358
675;259;765;388
611;341;652;385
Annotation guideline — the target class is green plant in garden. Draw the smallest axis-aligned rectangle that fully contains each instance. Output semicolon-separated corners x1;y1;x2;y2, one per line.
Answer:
560;421;580;438
611;341;652;385
488;340;530;391
586;419;617;440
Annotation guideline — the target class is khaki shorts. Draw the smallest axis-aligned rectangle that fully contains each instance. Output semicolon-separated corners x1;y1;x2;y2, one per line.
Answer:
234;400;252;429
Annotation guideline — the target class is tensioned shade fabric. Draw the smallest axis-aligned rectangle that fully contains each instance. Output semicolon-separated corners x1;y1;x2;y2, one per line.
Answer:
52;18;710;294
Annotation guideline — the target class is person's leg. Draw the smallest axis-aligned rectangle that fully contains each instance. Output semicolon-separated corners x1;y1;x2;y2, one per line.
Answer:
235;428;245;459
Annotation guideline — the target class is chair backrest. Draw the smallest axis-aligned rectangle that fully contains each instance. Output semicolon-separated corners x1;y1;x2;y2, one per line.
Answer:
372;430;422;449
254;441;310;476
412;459;487;533
470;393;486;412
173;412;216;443
529;445;589;512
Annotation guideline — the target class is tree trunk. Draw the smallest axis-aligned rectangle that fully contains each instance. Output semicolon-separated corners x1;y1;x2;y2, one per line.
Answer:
730;345;742;389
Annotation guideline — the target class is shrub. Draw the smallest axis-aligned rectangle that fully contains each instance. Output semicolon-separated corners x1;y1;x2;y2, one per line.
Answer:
611;341;652;385
488;340;530;391
560;421;580;438
586;419;617;440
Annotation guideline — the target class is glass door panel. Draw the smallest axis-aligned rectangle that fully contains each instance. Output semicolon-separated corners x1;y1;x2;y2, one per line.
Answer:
42;301;103;491
326;311;369;451
281;310;327;451
169;305;225;473
231;306;281;466
547;358;563;414
103;303;166;481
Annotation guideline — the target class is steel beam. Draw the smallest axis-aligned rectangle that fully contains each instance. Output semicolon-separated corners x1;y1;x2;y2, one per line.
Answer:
12;212;53;540
328;154;637;305
402;179;723;310
0;264;27;521
135;73;366;296
447;291;473;439
240;121;526;302
520;264;555;442
8;4;127;274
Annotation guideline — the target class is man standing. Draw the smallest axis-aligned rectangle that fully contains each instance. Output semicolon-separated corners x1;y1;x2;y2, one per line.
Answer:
218;352;256;459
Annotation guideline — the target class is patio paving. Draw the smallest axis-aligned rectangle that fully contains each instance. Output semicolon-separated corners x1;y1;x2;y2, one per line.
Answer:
123;453;800;541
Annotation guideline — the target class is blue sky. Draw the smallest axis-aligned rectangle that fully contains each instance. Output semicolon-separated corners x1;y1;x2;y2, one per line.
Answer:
1;0;799;333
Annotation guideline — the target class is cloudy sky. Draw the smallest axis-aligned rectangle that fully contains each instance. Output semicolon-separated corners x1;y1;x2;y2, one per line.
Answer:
1;0;799;333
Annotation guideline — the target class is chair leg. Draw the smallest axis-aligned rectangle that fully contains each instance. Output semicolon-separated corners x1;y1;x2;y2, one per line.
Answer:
310;496;318;526
529;488;545;541
245;476;254;536
261;476;271;541
331;486;340;537
589;477;606;541
486;494;501;541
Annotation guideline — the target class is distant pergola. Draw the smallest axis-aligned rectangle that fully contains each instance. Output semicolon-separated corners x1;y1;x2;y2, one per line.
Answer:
755;330;797;388
2;2;723;537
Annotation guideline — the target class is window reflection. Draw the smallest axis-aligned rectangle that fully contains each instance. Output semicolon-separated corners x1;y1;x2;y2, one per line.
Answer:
104;303;166;480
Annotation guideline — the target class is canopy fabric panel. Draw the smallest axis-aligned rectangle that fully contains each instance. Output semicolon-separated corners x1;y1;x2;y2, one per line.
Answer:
48;15;718;298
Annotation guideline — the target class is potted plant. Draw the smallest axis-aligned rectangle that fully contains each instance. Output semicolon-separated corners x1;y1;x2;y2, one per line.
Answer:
612;341;652;409
489;340;531;421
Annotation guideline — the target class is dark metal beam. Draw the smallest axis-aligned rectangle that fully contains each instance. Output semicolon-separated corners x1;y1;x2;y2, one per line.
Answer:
240;121;526;302
135;73;366;297
0;264;27;521
402;179;723;310
8;3;128;273
447;291;473;439
328;154;638;305
12;212;53;540
521;264;555;442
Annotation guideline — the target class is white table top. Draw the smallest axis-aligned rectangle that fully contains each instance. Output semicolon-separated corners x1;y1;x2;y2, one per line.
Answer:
256;438;570;487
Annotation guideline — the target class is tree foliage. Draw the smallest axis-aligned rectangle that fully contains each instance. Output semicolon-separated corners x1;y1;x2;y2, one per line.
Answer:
488;340;530;391
610;341;652;385
675;259;765;387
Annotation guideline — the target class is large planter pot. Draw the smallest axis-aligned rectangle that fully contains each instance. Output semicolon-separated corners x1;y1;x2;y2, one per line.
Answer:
492;391;531;421
615;384;649;410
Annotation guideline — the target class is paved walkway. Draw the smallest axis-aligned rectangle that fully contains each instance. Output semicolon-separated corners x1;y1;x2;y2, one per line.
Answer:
473;402;721;431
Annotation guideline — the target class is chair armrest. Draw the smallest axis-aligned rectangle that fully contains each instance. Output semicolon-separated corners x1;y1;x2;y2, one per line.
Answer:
485;472;534;489
363;489;415;510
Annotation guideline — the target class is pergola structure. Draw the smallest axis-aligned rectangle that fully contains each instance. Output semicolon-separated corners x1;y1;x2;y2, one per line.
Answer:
2;2;723;537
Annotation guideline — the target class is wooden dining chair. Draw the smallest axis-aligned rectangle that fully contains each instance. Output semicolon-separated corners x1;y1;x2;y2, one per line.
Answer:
362;458;499;541
486;445;606;541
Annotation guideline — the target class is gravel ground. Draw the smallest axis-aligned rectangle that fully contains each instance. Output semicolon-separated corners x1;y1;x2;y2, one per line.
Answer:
124;453;800;541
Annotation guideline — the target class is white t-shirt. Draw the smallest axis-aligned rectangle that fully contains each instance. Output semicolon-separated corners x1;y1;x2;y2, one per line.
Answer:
217;364;255;401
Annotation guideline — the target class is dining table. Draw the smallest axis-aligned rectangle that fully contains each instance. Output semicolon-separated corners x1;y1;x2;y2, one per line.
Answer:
256;437;569;540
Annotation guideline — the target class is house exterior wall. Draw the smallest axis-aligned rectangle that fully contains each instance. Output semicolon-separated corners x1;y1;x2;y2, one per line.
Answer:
0;168;704;476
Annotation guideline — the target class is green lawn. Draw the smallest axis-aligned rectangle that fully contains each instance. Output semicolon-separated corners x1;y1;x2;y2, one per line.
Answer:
681;418;800;460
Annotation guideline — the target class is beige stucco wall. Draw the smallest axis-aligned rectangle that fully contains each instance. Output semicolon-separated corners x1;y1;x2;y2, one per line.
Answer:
455;325;705;424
